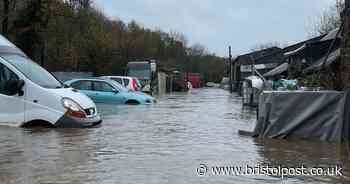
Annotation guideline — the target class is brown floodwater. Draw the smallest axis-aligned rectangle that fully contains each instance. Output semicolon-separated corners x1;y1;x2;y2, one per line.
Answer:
0;88;349;184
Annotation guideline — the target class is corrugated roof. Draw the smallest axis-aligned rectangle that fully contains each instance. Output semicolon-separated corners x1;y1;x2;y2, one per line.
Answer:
320;28;341;42
304;49;340;73
236;47;282;65
263;63;289;77
282;35;324;54
284;44;306;57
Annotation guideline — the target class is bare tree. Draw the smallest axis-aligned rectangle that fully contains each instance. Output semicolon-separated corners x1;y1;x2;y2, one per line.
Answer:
308;0;344;36
187;43;208;57
169;30;188;47
2;0;10;35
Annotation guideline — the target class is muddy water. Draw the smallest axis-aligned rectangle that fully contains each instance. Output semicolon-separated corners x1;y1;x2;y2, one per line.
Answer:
0;88;349;184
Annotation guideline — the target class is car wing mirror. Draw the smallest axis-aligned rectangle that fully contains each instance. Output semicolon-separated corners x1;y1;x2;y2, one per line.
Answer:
112;89;119;93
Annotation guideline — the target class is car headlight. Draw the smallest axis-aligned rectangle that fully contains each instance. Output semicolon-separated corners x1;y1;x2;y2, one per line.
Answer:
61;98;87;119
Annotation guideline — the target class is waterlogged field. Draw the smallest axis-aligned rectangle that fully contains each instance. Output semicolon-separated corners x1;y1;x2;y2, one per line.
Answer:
0;88;348;184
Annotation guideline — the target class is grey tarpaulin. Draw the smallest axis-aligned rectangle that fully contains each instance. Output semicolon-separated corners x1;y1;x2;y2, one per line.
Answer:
253;90;350;142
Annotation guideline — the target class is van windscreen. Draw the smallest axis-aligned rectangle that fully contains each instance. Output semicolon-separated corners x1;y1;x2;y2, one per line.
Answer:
1;54;62;89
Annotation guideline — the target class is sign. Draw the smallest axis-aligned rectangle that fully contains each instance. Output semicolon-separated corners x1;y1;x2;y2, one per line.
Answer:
240;63;279;72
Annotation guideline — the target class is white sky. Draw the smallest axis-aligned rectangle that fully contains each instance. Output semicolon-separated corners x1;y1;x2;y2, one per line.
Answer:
94;0;336;57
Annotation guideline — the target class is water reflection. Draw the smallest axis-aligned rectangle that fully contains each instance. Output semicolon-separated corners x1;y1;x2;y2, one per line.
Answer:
0;88;348;184
254;138;350;183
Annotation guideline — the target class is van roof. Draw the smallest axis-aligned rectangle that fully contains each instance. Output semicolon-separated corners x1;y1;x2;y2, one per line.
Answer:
0;34;26;57
0;35;15;47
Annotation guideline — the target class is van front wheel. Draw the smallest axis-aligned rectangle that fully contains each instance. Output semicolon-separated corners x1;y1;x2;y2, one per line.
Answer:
21;120;55;128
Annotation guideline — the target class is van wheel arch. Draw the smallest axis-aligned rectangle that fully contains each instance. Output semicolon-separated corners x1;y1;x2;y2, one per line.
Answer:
21;120;56;128
125;100;140;105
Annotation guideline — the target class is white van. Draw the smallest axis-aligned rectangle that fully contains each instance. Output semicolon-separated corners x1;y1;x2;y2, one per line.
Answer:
0;34;102;128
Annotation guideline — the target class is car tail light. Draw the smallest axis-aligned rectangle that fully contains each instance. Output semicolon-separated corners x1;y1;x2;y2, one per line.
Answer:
132;79;138;91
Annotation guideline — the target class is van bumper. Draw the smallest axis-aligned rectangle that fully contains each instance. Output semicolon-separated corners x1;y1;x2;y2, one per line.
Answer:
55;115;102;128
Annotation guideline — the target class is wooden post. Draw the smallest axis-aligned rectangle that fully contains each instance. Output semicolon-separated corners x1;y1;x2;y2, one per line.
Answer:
229;46;233;93
341;0;350;89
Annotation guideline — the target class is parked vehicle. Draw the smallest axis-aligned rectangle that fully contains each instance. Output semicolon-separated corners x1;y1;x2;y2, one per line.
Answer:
126;60;157;93
0;34;101;128
171;71;189;92
64;78;156;105
100;76;142;91
187;73;202;88
220;77;230;90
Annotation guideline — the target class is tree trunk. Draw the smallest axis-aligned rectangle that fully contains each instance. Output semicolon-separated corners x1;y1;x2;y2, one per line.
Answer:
341;0;350;89
2;0;10;35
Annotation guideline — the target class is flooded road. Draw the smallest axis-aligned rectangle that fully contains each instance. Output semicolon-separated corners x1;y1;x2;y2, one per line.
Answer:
0;88;349;184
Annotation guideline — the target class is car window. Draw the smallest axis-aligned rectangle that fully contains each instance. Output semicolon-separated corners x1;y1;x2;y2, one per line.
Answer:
93;81;115;92
123;78;130;86
71;81;92;90
0;63;19;95
108;80;128;92
112;78;123;85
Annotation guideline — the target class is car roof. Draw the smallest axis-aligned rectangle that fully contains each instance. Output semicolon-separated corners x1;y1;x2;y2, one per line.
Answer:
66;77;113;83
101;76;135;80
65;78;127;89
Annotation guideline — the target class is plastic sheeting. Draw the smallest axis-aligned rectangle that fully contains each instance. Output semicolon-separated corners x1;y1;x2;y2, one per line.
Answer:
245;76;264;90
253;90;350;142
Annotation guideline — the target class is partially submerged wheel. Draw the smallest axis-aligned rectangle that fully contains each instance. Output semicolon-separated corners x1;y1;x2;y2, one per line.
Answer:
125;100;140;105
21;120;55;128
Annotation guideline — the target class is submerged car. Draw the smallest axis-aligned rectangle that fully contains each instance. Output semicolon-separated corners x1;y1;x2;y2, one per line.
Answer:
0;34;102;128
64;78;156;105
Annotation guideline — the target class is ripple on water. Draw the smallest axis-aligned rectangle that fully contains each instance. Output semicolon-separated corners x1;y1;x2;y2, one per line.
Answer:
0;88;347;184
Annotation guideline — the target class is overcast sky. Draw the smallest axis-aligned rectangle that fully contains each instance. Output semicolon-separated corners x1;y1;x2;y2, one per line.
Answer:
94;0;335;57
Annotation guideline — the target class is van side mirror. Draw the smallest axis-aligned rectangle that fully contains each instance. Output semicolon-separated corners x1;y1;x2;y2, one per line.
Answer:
112;89;119;94
5;79;25;96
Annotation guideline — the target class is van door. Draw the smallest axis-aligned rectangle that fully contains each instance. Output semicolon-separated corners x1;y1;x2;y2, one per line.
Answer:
0;62;25;126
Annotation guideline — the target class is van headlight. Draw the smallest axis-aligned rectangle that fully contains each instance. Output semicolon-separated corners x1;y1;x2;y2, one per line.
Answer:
61;98;87;119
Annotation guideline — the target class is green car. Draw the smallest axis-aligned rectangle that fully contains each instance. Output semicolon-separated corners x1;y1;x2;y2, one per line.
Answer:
64;78;156;105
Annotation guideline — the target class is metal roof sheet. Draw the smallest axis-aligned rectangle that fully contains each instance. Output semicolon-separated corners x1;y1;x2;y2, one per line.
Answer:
304;49;340;73
320;28;341;42
263;63;289;77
